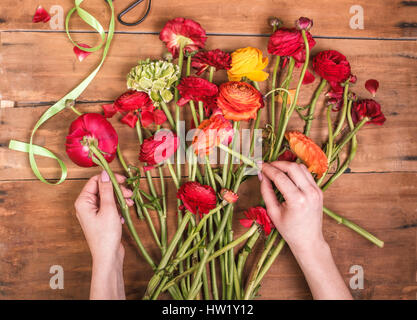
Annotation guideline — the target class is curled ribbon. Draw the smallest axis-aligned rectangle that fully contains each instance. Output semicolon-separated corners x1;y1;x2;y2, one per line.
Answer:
8;0;115;184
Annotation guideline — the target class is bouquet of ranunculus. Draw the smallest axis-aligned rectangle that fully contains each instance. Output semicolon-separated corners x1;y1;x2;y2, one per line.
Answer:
12;7;385;300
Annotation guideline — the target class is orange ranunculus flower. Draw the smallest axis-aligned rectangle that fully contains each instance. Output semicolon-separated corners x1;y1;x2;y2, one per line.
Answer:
217;81;264;121
227;47;269;82
192;113;233;155
285;131;328;178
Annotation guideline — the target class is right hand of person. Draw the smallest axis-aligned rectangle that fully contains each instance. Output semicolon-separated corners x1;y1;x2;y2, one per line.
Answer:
259;161;326;252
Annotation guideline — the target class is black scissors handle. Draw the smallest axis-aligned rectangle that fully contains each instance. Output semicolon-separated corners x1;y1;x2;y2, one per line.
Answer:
116;0;152;26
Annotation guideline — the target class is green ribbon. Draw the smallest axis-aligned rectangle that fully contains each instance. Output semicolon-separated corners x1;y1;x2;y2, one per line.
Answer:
8;0;115;185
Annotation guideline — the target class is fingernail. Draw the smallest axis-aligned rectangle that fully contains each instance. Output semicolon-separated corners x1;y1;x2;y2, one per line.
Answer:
258;172;263;182
120;217;125;224
101;170;110;182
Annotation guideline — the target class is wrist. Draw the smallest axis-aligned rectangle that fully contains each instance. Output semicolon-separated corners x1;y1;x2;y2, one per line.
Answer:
288;237;330;260
92;246;125;271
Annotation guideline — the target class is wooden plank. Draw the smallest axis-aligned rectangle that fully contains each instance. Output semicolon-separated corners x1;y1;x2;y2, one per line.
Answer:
0;173;415;299
1;33;416;104
0;34;416;179
1;99;417;182
0;0;416;38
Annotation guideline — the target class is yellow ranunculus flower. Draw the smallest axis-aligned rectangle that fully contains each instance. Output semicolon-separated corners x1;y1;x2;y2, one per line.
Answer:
227;47;269;82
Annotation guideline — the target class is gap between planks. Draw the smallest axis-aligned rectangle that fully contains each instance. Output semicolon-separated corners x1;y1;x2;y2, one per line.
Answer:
1;29;416;41
1;170;417;183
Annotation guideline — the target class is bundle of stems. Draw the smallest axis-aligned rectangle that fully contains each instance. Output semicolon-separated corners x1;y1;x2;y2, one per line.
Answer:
112;29;383;301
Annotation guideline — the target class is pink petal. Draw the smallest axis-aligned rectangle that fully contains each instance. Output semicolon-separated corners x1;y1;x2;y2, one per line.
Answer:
33;6;51;23
143;165;154;172
302;70;315;85
365;79;379;97
239;219;254;229
153;109;167;125
102;104;117;118
141;111;154;127
73;43;92;62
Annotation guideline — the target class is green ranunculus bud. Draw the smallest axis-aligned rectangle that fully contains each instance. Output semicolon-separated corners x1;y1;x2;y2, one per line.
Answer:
127;58;180;106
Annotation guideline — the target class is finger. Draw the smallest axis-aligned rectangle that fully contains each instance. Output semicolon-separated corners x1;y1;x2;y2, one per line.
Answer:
260;174;282;225
126;198;134;207
114;173;127;184
270;161;313;191
261;163;301;202
98;171;117;213
298;163;318;186
80;174;100;196
120;185;134;199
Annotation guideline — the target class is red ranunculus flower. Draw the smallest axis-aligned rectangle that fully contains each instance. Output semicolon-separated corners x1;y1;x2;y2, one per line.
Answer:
192;49;232;75
102;91;166;128
139;130;179;170
217;81;264;121
177;181;217;217
115;90;152;112
240;206;274;235
159;17;207;58
352;99;386;126
66;113;118;167
177;76;218;107
192;113;233;155
33;6;51;23
278;150;297;162
268;28;316;66
312;50;351;91
295;17;313;31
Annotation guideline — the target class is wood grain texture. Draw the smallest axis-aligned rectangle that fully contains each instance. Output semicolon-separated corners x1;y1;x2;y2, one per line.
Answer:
0;34;416;179
0;173;415;299
0;0;416;301
0;0;416;38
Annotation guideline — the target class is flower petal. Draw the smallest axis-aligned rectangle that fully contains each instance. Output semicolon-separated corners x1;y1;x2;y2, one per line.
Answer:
302;70;315;84
102;104;117;118
33;6;51;23
73;43;92;62
239;219;254;229
365;79;379;97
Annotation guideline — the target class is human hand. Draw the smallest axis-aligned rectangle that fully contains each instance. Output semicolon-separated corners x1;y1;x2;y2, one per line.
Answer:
260;161;325;253
75;171;134;265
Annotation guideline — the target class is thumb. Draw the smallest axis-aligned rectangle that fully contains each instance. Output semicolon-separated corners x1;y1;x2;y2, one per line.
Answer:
98;170;117;213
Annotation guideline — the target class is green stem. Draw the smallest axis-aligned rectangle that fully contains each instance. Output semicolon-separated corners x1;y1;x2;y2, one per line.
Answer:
243;230;278;299
271;58;295;160
148;204;225;300
144;211;193;299
304;78;327;136
333;84;350;137
208;66;215;82
323;207;384;248
246;238;286;300
236;230;260;290
270;55;281;132
218;144;258;169
163;224;258;292
160;100;176;130
166;159;180;189
158;166;167;255
317;104;334;186
323;101;355;190
189;100;199;127
331;117;368;162
89;145;156;269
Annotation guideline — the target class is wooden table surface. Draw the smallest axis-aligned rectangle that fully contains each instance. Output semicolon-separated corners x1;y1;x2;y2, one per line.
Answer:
0;0;416;300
